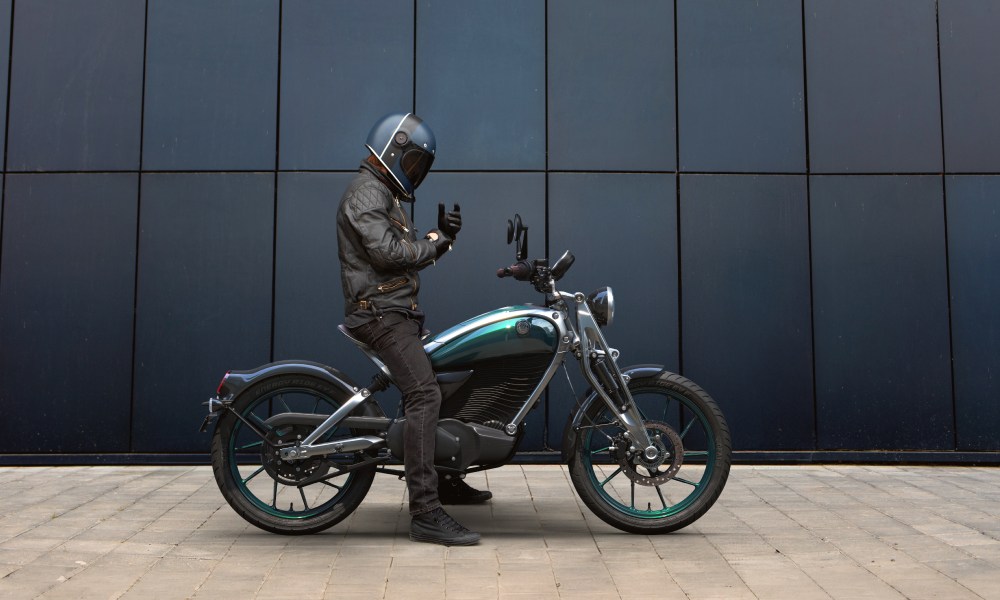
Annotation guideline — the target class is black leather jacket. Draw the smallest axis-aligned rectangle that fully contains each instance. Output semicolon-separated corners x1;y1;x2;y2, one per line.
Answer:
337;163;451;327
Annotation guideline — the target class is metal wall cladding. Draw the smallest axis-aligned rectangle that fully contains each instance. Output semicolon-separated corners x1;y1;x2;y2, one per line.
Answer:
1;2;999;459
939;2;1000;173
142;0;279;170
548;0;675;171
132;174;274;452
7;0;144;171
811;176;953;450
677;0;805;173
0;174;138;452
946;176;1000;451
416;0;545;170
805;0;942;173
680;175;813;450
279;1;413;170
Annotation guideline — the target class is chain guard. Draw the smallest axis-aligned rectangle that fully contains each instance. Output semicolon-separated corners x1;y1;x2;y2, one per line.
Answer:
260;422;332;486
611;422;684;487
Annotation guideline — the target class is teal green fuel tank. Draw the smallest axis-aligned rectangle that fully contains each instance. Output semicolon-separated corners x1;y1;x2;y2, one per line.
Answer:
425;306;560;426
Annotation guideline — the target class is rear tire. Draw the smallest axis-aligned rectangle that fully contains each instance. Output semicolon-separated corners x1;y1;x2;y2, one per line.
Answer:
211;374;376;535
568;371;731;534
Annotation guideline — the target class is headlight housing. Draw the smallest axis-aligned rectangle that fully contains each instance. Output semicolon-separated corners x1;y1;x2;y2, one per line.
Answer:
586;287;615;327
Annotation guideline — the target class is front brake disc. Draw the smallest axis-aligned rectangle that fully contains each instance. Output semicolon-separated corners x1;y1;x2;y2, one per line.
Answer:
614;422;684;487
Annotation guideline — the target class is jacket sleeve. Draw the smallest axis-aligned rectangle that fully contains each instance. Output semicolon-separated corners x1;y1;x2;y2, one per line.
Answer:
346;183;441;270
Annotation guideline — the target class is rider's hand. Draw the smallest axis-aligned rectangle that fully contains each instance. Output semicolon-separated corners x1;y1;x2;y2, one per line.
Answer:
431;231;453;258
438;203;462;239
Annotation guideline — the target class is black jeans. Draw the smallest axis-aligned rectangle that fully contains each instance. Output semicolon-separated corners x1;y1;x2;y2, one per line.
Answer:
349;311;441;515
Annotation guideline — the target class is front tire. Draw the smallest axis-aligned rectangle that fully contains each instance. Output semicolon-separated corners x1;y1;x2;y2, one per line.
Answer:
568;371;731;534
211;374;376;535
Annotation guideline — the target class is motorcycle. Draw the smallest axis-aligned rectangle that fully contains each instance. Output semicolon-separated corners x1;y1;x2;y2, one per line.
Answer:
202;214;731;535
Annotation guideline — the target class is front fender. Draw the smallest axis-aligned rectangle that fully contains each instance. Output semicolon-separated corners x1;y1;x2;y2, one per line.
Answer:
559;364;667;462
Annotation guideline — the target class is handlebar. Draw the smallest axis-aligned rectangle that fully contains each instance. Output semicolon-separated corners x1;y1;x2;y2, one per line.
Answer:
496;261;533;281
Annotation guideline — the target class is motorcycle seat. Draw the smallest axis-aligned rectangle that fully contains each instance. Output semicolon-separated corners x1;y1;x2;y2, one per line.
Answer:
337;324;432;348
337;324;371;351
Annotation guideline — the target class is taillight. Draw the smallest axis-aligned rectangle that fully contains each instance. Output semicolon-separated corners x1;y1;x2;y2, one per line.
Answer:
216;371;231;395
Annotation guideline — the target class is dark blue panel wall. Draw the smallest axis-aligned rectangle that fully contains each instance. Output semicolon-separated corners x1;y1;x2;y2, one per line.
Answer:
947;176;1000;451
416;0;545;170
546;173;678;450
133;174;273;452
0;174;137;452
7;0;144;171
811;176;952;449
547;0;674;171
805;0;942;173
678;0;805;173
280;1;413;170
939;2;1000;173
681;175;813;450
414;174;547;449
143;0;278;171
1;2;999;460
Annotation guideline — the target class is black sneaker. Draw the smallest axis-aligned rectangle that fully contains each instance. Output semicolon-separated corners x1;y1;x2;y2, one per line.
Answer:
410;507;481;546
438;478;493;505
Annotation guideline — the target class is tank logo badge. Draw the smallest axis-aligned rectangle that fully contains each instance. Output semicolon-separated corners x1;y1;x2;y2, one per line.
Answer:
515;319;531;336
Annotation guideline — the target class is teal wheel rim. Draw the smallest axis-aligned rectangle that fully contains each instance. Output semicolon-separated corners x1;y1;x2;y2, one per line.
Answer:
581;387;717;519
227;387;360;520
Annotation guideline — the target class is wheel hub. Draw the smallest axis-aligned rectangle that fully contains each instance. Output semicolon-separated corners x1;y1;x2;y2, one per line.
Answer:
260;422;331;486
611;422;683;487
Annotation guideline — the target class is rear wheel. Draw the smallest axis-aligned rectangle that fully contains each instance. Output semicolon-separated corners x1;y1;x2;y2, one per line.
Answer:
210;374;376;535
568;371;731;534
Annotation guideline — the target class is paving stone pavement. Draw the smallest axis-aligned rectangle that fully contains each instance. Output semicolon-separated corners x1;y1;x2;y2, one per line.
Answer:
0;464;998;599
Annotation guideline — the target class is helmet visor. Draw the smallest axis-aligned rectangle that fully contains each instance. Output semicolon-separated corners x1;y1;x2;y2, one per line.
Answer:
401;149;434;190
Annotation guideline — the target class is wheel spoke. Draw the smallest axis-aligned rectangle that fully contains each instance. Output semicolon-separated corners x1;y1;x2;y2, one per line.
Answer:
299;487;310;511
237;440;264;451
320;480;342;491
684;450;708;458
590;446;611;456
672;475;700;488
662;396;672;422
599;466;623;488
655;485;667;509
630;480;635;509
271;480;278;508
278;394;291;413
242;465;266;484
679;418;696;440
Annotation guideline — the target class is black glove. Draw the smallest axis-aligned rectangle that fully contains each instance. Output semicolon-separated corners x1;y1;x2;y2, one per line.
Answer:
431;231;453;259
438;203;462;239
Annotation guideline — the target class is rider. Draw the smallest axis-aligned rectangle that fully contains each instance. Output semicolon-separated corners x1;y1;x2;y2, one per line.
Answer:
337;113;490;546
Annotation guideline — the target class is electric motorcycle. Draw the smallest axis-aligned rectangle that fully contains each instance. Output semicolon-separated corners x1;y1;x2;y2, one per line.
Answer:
202;215;731;535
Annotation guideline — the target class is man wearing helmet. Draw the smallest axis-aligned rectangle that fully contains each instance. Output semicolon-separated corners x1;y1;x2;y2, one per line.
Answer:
336;113;487;546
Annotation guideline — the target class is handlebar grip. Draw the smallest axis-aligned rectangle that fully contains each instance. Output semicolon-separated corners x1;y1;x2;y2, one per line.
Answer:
497;261;533;280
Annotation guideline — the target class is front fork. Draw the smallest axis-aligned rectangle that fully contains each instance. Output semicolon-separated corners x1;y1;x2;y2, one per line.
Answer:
569;295;656;456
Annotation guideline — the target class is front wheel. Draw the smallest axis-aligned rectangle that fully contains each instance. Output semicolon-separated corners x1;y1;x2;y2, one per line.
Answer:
210;374;377;535
568;371;731;534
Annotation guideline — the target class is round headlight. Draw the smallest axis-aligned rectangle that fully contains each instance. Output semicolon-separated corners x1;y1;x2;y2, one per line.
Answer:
586;287;615;327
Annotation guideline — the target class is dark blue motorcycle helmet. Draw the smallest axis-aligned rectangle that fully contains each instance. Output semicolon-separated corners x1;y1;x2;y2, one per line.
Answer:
365;113;436;200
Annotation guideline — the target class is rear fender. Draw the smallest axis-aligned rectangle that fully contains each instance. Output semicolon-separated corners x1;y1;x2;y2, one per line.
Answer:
559;364;666;462
215;360;385;420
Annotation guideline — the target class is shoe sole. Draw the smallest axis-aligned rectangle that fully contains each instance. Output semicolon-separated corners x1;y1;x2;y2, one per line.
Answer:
409;532;481;546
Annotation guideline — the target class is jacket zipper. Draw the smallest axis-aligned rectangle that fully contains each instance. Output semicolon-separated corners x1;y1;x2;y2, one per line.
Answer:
377;277;409;293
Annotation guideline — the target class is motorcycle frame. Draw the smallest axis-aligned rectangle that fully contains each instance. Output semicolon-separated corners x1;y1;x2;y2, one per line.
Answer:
270;286;654;464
